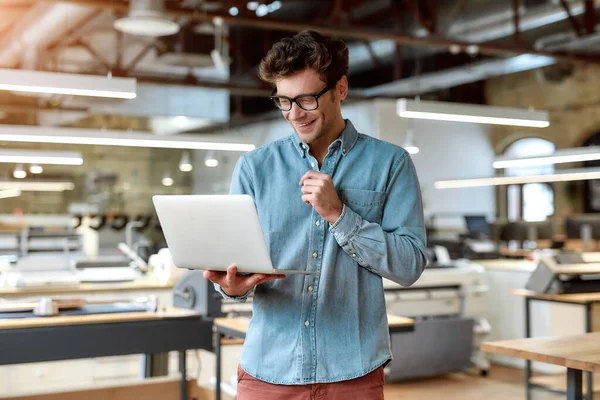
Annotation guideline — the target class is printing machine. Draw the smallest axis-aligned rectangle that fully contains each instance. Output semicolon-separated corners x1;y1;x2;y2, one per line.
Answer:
382;257;491;380
526;253;600;294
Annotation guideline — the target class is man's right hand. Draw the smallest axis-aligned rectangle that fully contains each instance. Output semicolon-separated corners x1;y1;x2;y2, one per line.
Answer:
203;264;286;297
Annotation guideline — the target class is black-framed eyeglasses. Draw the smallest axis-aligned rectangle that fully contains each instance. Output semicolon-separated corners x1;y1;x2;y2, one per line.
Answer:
270;84;332;111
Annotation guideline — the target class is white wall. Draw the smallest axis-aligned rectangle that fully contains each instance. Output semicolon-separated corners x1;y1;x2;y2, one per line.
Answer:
372;99;496;230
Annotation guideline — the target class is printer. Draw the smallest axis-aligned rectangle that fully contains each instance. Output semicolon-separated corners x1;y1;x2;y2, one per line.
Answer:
526;253;600;294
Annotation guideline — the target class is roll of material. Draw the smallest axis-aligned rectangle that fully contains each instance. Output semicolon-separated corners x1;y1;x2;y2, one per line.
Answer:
149;248;183;285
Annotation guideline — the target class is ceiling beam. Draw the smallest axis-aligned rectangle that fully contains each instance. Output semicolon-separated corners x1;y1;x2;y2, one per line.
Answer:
38;0;600;64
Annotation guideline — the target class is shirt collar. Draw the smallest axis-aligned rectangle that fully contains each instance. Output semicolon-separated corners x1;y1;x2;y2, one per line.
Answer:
292;119;359;158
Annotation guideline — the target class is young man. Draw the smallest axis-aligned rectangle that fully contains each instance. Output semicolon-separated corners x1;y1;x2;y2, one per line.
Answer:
204;30;427;400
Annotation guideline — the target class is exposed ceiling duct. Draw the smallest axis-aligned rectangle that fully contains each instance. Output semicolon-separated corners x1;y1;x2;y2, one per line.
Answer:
348;0;600;74
360;1;600;97
0;2;97;68
113;0;180;37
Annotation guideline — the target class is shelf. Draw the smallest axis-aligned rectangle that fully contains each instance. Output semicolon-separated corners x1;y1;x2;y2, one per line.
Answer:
531;374;600;395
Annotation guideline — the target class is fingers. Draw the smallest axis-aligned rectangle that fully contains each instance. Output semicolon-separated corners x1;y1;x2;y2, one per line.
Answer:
301;193;314;205
301;178;326;188
301;185;321;195
300;170;330;185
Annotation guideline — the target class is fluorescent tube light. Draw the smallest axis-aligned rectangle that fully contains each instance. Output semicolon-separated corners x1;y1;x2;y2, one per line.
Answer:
397;99;549;128
0;181;74;191
0;69;136;99
0;189;20;199
494;146;600;169
0;149;83;165
435;167;600;189
0;125;256;152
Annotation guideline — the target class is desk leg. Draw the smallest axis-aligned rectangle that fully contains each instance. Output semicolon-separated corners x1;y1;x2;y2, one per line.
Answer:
525;297;532;400
216;331;222;400
568;368;584;400
585;304;593;400
179;350;187;400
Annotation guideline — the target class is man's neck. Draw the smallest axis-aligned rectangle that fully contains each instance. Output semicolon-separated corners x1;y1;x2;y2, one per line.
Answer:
311;118;346;166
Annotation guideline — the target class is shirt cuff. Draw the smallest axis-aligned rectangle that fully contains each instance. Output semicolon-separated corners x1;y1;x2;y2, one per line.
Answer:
214;283;252;303
329;204;361;246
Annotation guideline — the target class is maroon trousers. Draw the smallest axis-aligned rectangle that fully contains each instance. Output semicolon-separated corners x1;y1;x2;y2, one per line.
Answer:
236;365;385;400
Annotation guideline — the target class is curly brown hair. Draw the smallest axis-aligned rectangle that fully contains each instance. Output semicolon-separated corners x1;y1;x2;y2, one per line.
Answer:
258;30;349;86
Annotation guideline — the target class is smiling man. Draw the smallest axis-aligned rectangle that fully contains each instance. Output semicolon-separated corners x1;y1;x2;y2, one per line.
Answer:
203;30;427;400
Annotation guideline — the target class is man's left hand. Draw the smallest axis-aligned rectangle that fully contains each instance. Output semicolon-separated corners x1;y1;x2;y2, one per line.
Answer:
300;170;343;224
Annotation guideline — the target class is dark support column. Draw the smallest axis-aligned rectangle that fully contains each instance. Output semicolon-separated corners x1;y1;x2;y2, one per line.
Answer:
525;297;532;400
567;368;584;400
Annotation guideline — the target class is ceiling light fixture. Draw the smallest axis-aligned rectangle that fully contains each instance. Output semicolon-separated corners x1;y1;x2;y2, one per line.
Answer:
397;99;550;128
204;150;219;168
113;0;180;37
179;151;193;172
161;172;174;186
0;125;255;152
0;181;74;191
12;164;26;179
29;164;43;174
0;69;136;99
0;149;83;165
435;167;600;189
0;188;21;199
494;145;600;169
402;128;419;155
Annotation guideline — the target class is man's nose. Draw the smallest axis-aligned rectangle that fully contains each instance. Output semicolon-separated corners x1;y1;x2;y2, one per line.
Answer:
288;102;306;119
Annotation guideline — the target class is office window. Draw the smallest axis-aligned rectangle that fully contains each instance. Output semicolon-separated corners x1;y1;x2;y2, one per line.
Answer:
503;138;555;222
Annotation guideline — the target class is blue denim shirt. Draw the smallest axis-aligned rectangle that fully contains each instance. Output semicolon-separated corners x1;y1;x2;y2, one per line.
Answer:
217;119;427;384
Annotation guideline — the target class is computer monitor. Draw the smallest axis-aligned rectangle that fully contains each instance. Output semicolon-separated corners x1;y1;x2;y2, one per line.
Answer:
464;215;491;237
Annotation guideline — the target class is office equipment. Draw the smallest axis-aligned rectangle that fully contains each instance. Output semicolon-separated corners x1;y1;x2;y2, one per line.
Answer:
153;194;318;275
464;215;491;238
526;254;600;294
383;259;490;378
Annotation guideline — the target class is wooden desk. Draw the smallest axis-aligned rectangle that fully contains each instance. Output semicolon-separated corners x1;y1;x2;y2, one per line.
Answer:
0;279;175;298
212;315;414;400
513;289;600;400
0;307;212;400
482;333;600;400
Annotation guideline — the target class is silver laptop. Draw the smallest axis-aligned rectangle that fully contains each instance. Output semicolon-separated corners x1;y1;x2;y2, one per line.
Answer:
152;195;318;275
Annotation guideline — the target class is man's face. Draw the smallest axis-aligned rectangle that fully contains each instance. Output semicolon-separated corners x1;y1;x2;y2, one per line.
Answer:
275;69;346;146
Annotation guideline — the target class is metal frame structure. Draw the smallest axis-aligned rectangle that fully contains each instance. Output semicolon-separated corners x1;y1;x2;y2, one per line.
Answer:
523;295;597;400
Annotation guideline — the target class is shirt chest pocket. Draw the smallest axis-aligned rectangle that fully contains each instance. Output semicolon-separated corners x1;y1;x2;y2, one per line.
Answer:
339;188;386;224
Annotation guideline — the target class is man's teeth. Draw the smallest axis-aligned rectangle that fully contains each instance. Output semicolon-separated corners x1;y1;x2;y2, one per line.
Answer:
298;121;312;127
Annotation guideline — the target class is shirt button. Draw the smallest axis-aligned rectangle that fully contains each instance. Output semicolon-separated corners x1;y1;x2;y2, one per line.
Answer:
351;253;356;257
342;147;347;152
311;162;316;168
312;252;318;258
305;320;310;327
308;286;313;292
315;221;321;227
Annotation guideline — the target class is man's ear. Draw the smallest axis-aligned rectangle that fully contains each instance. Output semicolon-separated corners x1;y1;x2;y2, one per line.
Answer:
337;76;349;102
